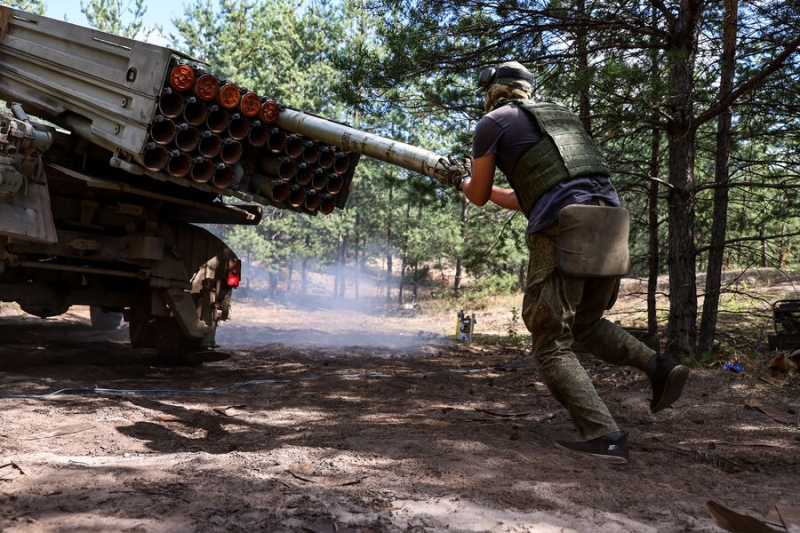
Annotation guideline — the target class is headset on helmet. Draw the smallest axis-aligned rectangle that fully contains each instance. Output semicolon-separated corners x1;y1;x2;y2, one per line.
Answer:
476;61;534;95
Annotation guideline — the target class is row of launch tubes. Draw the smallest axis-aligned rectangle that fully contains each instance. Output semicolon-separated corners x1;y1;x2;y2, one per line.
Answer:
141;63;356;215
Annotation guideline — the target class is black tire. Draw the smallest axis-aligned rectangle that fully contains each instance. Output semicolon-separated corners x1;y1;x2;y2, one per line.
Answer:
19;302;69;319
130;313;205;365
152;317;204;365
129;312;157;349
90;306;123;330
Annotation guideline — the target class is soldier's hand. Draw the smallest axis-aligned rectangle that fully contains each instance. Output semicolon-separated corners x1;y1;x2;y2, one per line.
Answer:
442;155;472;190
455;155;473;178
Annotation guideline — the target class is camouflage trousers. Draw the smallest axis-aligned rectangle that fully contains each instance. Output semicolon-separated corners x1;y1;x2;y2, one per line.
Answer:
522;227;656;441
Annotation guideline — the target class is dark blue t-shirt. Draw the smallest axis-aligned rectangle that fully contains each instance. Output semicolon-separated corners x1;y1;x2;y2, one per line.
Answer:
472;102;619;233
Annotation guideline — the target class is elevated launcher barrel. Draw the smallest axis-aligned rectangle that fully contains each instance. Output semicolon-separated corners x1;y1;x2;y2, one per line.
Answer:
0;6;455;216
273;108;453;182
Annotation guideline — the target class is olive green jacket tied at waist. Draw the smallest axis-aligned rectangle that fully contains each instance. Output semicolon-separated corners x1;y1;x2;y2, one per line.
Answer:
508;100;610;217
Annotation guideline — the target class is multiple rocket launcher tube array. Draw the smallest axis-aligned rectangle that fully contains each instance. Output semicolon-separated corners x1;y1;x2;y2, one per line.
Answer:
142;63;355;215
0;5;459;217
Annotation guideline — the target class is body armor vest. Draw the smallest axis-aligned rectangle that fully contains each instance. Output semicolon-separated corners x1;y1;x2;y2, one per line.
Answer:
507;100;610;215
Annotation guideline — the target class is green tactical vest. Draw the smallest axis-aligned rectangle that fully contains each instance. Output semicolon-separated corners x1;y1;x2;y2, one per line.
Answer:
507;100;610;216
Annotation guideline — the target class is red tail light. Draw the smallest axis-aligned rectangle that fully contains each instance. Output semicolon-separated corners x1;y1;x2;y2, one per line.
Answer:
226;258;241;288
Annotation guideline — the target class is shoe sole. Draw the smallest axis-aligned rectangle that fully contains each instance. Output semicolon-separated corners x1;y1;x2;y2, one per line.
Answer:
650;365;690;413
554;441;629;465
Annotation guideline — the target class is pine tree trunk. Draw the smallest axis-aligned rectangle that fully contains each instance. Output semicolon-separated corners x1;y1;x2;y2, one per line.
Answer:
699;0;738;354
338;233;348;299
386;183;394;304
665;0;703;359
354;213;361;300
454;195;468;294
399;256;407;305
302;258;309;296
412;262;419;302
648;126;661;338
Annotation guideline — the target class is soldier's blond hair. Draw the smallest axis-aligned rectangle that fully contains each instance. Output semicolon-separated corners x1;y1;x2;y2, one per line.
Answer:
484;84;532;113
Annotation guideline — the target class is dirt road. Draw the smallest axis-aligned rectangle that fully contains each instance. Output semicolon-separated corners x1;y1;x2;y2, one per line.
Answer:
0;300;798;532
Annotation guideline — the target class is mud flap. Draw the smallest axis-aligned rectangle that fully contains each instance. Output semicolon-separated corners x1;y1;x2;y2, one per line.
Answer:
163;288;212;340
556;205;630;278
0;171;57;243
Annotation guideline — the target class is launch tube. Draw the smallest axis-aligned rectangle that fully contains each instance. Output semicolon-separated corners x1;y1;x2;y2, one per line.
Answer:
318;145;334;170
333;152;351;175
239;91;261;117
158;88;185;119
275;107;453;181
311;168;327;191
169;64;195;92
175;127;201;152
319;193;336;215
304;189;321;211
284;134;304;158
150;116;178;145
302;141;320;164
326;174;344;195
288;184;306;208
217;83;241;110
266;127;287;153
248;122;269;147
221;139;244;165
206;106;229;134
258;154;297;181
143;143;169;171
183;99;208;127
190;158;215;183
295;163;314;186
252;173;290;203
193;73;219;101
167;151;192;177
213;165;235;189
198;133;222;158
227;114;250;141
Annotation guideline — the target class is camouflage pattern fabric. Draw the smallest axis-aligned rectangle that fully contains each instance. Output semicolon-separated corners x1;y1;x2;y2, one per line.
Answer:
522;228;656;441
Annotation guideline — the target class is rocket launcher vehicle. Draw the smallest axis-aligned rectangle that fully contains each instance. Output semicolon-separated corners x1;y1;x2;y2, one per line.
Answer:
0;6;466;362
0;6;460;218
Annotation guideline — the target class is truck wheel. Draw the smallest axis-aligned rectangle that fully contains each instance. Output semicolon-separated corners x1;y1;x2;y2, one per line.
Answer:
152;317;204;365
19;302;69;319
129;311;157;349
155;320;230;366
129;313;198;362
90;306;123;330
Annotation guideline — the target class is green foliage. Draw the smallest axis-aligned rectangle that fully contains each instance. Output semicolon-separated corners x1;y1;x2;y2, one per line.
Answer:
79;0;159;38
2;0;45;14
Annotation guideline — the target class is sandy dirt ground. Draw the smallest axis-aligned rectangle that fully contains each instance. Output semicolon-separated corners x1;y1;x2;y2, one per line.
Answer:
0;285;799;533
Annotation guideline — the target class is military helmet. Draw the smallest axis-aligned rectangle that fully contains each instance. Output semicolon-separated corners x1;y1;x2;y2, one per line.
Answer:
476;61;534;95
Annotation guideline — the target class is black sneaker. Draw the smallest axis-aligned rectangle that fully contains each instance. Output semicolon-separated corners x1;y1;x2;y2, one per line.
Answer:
647;354;690;413
555;433;629;464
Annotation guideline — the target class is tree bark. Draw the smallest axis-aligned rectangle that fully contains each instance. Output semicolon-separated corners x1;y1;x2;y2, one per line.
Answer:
454;195;468;294
699;0;738;354
338;233;348;299
386;182;393;304
665;0;704;359
354;213;361;300
575;0;592;134
648;125;661;337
